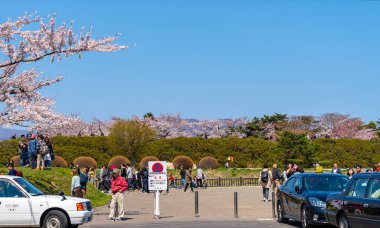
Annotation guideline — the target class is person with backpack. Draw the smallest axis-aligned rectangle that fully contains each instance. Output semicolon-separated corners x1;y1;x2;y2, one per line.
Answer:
259;164;272;202
36;135;48;171
272;163;283;189
8;164;17;176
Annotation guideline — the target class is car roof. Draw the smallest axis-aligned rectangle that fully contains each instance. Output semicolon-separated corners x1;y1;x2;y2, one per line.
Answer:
353;172;380;177
0;175;21;180
292;173;347;177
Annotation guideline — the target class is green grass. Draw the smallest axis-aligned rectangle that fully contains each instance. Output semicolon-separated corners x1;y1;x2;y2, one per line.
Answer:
0;167;110;207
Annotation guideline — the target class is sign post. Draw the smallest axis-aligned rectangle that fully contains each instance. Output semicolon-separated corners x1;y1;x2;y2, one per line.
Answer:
148;161;167;220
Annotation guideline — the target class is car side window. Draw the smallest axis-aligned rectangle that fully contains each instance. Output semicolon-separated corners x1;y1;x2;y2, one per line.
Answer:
0;179;25;198
347;178;368;198
285;178;296;190
294;177;301;189
367;178;380;200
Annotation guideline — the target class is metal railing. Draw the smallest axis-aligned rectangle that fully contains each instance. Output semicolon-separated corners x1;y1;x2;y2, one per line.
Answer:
174;177;259;187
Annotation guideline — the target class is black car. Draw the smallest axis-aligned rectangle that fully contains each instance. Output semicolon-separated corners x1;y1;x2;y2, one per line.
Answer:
277;173;349;228
325;172;380;228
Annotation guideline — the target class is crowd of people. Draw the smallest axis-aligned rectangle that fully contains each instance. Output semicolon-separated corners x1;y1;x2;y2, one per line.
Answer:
5;134;55;177
258;162;380;202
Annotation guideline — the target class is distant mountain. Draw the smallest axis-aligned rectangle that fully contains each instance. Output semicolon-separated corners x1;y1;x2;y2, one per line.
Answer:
0;127;28;141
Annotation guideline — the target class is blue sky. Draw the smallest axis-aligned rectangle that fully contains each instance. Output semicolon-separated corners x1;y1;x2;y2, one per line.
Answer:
1;0;379;122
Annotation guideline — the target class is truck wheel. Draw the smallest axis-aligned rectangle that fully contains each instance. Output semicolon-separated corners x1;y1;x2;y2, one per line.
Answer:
43;210;69;228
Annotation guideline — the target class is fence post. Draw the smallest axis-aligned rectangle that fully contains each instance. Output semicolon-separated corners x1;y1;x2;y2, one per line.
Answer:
218;177;221;186
240;177;243;186
234;192;239;218
272;191;276;218
195;191;199;217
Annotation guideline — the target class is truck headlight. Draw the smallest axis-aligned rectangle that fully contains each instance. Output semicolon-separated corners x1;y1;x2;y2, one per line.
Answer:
308;197;326;208
76;203;85;211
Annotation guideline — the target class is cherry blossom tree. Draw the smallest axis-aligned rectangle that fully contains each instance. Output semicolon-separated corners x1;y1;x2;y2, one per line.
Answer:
0;13;126;128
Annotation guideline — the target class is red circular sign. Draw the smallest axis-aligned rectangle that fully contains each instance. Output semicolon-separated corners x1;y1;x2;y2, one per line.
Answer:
152;162;164;173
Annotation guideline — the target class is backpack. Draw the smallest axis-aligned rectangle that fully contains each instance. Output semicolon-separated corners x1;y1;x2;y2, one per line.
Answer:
277;170;284;181
41;145;49;156
261;170;269;183
16;171;23;177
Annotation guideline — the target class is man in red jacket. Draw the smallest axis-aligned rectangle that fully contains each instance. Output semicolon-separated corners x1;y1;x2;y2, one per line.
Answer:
107;168;128;221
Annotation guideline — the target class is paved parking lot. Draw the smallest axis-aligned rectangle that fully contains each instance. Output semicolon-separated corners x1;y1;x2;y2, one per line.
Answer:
83;186;319;227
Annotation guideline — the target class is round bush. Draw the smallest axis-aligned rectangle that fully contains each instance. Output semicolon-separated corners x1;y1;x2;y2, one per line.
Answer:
140;156;159;168
73;156;97;169
173;156;193;169
51;156;68;168
10;156;21;167
108;156;130;168
199;156;219;169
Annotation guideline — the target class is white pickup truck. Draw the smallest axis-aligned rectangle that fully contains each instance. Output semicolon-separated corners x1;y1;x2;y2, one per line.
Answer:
0;175;93;228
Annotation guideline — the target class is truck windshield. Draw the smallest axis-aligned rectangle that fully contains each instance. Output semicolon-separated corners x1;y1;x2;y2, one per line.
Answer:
304;176;349;191
14;178;44;196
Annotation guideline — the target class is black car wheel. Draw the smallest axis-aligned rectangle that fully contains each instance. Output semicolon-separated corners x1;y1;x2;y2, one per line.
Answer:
43;210;69;228
339;213;350;228
277;201;288;223
301;205;312;228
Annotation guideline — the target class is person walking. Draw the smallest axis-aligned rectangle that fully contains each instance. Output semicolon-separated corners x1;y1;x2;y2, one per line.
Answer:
196;165;204;188
71;170;83;198
184;167;194;192
179;166;186;189
18;135;29;167
331;162;342;174
141;166;149;193
107;169;128;222
126;164;135;191
272;163;282;191
28;134;38;170
259;164;272;202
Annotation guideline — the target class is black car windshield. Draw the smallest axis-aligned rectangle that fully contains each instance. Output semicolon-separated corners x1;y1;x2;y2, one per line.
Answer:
14;178;44;196
304;175;348;191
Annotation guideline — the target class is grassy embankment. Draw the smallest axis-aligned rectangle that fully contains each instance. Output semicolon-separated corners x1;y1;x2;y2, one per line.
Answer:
0;167;110;207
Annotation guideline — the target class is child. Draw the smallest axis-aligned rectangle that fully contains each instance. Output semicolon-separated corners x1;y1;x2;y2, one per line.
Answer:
169;174;177;189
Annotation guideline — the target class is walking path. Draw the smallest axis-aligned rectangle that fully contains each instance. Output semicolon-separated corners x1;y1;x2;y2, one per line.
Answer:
85;186;275;226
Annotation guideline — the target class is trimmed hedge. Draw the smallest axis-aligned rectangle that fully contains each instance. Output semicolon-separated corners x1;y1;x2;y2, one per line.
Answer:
51;156;68;167
10;156;20;167
199;156;219;169
73;156;97;169
1;136;380;168
140;156;159;168
173;156;193;169
108;156;130;168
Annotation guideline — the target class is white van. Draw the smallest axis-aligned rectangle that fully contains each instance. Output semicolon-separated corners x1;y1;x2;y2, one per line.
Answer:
0;175;93;228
